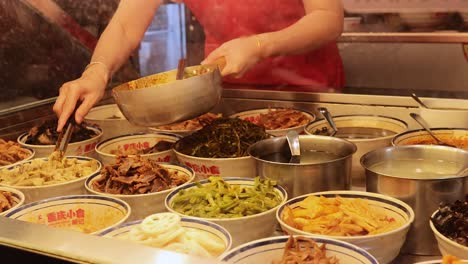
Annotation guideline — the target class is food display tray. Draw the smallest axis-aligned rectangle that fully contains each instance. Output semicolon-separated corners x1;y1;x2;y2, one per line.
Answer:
2;88;466;263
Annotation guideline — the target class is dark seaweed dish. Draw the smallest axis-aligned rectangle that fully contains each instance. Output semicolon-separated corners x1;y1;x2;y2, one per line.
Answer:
174;117;270;158
431;196;468;247
25;119;99;145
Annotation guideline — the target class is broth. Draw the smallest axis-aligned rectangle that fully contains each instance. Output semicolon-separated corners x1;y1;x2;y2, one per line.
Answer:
368;159;462;179
260;150;341;164
312;126;397;139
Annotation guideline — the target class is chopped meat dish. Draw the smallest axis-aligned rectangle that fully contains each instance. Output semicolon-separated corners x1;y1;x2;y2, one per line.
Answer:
91;156;189;195
110;140;174;155
250;108;311;130
155;113;221;131
0;139;32;166
25;119;99;145
0;191;18;213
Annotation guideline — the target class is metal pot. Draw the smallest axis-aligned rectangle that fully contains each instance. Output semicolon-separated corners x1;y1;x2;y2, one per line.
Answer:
305;115;408;188
361;145;468;255
247;135;357;198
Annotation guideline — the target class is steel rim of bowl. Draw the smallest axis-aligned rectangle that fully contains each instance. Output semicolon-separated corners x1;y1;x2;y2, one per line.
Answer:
85;162;196;198
165;177;288;222
304;114;408;142
276;190;415;240
2;156;102;189
95;132;181;158
360;145;468;180
247;135;357;166
391;127;468;146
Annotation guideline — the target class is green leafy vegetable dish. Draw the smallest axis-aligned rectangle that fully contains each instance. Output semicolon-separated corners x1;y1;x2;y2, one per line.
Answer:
171;176;283;218
174;117;271;158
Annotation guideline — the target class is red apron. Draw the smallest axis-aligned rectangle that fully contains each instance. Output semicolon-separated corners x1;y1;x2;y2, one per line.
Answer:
183;0;345;90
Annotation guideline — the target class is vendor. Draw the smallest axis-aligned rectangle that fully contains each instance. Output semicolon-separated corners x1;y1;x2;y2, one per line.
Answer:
54;0;345;131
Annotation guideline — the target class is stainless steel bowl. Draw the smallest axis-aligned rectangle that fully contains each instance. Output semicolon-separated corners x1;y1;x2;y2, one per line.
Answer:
248;135;357;198
361;145;468;255
112;65;222;127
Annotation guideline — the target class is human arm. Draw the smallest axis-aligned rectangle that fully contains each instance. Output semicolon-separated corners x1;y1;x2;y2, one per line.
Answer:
201;0;344;77
53;0;162;131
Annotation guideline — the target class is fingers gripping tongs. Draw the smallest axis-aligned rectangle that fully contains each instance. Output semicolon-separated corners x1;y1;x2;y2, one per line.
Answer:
54;107;78;160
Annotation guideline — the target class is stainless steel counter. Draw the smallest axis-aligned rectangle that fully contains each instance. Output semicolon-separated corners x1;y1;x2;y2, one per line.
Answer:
2;89;467;263
339;32;468;43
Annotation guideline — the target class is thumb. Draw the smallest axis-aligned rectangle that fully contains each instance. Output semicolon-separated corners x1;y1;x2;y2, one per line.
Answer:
201;48;224;65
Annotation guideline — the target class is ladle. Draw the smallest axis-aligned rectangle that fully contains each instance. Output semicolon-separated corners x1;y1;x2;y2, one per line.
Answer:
410;93;429;109
285;130;301;164
317;107;338;136
176;58;186;80
409;113;456;148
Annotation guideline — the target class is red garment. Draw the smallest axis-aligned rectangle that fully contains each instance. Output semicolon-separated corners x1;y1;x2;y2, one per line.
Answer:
183;0;345;90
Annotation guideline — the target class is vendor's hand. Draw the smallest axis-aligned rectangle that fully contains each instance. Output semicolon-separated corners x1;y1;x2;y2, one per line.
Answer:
53;63;109;132
201;35;264;78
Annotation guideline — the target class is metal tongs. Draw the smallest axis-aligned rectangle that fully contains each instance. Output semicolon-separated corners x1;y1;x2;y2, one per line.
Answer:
54;106;78;159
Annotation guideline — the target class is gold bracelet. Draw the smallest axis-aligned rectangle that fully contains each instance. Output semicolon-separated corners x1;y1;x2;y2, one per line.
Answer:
84;61;112;85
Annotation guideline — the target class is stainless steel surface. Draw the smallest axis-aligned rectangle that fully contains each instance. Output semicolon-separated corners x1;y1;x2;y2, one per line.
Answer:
409;113;456;147
317;107;338;136
112;65;222;127
410;93;429;109
248;135;357;198
304;114;408;188
339;32;468;43
0;217;217;264
285;130;300;163
361;145;468;255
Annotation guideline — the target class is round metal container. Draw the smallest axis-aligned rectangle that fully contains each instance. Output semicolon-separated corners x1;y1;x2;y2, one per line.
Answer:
361;145;468;255
248;135;357;198
305;115;408;188
112;65;222;127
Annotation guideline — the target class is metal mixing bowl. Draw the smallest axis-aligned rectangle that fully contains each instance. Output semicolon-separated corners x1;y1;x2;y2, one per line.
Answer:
112;65;222;127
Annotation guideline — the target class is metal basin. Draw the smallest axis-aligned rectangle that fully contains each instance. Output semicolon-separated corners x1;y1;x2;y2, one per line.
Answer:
247;135;357;198
361;145;468;255
305;115;408;187
112;65;222;127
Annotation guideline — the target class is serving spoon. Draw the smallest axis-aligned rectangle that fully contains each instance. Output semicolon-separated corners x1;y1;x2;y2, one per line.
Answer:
410;93;429;109
286;130;301;164
317;107;338;137
409;113;456;148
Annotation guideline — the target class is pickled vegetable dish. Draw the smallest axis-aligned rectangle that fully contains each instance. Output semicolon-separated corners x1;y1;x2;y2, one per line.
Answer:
282;195;404;236
92;156;189;195
174;118;270;158
171;177;283;218
273;236;339;264
0;191;19;213
25;119;98;145
432;196;468;247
